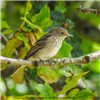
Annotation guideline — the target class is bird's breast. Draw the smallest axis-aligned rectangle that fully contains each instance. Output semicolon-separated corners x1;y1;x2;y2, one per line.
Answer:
39;37;62;60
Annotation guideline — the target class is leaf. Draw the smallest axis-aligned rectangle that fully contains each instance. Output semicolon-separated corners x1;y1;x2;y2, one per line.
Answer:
31;5;52;30
39;18;52;29
23;27;31;32
55;1;67;13
21;17;43;33
17;47;28;59
75;90;97;100
55;69;72;77
55;41;72;58
65;88;79;99
1;95;6;100
17;33;28;48
37;67;58;84
65;19;75;28
65;29;83;58
0;39;18;71
13;47;28;84
50;11;65;21
26;1;32;12
1;20;10;29
35;83;56;98
60;71;89;94
82;76;89;90
1;37;22;70
14;95;39;99
12;67;24;84
1;28;13;34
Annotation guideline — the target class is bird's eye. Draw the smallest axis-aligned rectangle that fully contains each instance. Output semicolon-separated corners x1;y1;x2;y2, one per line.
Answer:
61;32;64;34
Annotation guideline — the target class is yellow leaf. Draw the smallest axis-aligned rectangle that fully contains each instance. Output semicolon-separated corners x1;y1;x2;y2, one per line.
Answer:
12;67;24;84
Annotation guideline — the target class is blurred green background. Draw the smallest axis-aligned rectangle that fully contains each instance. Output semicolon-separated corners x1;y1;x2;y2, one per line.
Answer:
1;1;100;99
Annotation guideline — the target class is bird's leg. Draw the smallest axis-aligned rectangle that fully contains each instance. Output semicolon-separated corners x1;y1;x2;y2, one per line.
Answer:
39;58;44;65
48;57;56;65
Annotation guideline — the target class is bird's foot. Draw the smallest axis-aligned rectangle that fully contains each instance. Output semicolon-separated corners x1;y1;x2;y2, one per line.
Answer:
39;58;44;64
48;58;57;65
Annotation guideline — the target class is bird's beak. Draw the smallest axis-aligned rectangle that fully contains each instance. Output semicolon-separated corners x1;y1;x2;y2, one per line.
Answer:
67;33;73;37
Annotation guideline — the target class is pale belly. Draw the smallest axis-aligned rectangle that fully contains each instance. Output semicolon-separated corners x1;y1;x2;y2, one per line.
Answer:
28;38;62;60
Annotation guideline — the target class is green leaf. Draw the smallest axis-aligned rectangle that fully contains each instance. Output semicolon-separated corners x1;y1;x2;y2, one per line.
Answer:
82;76;89;90
60;71;89;94
65;29;83;58
65;88;79;99
23;27;31;32
17;33;28;48
39;18;52;29
55;41;72;58
65;88;97;100
1;29;13;34
26;1;32;12
55;1;67;13
37;67;58;84
55;69;72;77
50;11;65;21
1;20;10;29
14;95;39;99
21;17;43;33
75;90;97;100
35;83;56;98
31;5;52;29
1;38;21;70
22;47;28;59
65;19;75;28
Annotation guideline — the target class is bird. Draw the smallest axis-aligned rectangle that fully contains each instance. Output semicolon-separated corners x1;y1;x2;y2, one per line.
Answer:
11;27;73;77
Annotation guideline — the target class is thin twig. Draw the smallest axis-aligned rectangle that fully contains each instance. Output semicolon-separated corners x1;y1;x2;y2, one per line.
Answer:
24;70;35;95
0;50;100;68
76;6;100;15
25;71;44;84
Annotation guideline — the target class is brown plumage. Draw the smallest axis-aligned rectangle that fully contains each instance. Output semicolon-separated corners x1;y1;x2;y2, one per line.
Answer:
11;27;73;77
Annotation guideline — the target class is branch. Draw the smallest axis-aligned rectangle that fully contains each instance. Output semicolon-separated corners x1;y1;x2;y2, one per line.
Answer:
0;50;100;68
76;6;100;15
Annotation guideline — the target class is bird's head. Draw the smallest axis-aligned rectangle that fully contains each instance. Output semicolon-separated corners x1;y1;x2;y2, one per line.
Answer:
49;27;73;40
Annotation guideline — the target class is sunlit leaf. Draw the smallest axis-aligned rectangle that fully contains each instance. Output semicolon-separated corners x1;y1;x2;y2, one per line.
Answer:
23;27;31;32
26;1;32;12
35;83;56;98
14;95;39;99
60;71;89;94
1;29;13;34
37;67;58;84
31;5;52;30
65;88;79;99
56;41;72;58
75;90;97;100
12;47;28;84
55;69;72;77
1;20;10;29
17;33;28;48
21;17;43;33
12;67;24;84
1;37;22;70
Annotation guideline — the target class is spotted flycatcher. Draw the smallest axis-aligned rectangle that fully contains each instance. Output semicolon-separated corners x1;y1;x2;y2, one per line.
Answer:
11;27;73;77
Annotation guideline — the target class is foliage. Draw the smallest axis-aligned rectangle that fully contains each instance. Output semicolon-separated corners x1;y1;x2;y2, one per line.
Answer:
1;1;99;99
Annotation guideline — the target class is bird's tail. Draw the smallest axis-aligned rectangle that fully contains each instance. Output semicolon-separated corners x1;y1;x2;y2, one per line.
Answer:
10;65;26;77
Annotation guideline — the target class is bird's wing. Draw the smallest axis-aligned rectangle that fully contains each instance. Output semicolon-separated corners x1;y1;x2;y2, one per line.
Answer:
24;34;52;60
